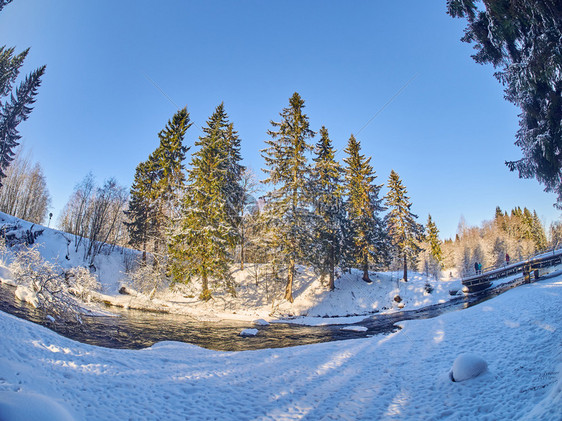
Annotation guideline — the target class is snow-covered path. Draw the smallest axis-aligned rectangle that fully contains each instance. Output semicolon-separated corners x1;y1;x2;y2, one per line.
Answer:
1;277;560;420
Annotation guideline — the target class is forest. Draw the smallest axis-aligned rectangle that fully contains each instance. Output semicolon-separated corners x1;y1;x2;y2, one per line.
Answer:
1;92;560;303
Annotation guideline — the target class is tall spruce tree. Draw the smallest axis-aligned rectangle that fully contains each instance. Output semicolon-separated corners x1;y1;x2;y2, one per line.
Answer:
343;134;387;282
169;103;240;300
310;126;345;290
447;0;562;206
124;158;159;261
385;170;423;282
125;108;191;265
261;92;314;302
0;2;46;185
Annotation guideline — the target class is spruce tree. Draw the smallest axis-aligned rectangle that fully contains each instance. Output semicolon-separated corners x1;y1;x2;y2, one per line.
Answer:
125;108;191;265
124;158;159;261
261;92;314;302
385;170;423;282
343;134;387;282
448;1;562;206
310;126;345;290
0;40;45;185
169;104;240;300
531;210;548;251
426;214;443;267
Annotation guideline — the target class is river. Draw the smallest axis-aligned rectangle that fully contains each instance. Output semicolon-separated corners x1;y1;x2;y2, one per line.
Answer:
0;276;532;351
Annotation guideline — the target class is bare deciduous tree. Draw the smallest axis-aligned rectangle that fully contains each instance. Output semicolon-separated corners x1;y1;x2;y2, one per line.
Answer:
0;147;50;223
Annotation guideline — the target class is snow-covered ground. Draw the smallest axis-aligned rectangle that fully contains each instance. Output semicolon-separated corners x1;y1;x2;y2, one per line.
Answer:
0;272;560;420
0;212;465;325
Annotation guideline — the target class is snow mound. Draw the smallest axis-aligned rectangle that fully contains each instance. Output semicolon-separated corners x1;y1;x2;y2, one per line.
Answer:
450;353;488;382
0;390;75;421
240;328;258;336
14;285;38;308
253;319;270;326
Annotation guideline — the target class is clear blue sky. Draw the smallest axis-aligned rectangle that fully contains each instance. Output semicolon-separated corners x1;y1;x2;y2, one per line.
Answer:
1;0;559;239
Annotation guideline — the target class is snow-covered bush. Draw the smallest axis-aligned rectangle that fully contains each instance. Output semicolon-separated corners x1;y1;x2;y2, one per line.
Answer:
8;245;83;321
124;261;169;299
65;266;101;301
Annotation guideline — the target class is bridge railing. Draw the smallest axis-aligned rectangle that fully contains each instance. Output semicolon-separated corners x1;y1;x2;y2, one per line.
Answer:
461;246;562;289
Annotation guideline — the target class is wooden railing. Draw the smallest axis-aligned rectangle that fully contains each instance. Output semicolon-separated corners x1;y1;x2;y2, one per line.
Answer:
461;247;562;292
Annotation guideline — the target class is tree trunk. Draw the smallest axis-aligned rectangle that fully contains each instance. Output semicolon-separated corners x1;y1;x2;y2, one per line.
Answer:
328;269;335;291
328;245;335;291
201;274;211;301
403;254;408;282
362;257;370;282
240;241;245;271
284;260;295;302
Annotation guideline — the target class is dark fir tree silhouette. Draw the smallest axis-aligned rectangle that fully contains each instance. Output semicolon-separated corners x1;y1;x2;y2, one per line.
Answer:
448;0;562;207
261;92;314;302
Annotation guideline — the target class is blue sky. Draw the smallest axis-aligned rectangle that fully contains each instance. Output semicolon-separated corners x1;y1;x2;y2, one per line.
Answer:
1;0;559;239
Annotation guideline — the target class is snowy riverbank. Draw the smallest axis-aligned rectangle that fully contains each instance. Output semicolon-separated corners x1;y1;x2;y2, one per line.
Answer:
1;273;560;420
0;211;467;325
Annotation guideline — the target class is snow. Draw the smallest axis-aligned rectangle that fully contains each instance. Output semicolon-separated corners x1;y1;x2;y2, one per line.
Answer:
450;353;488;382
340;325;369;332
0;211;561;419
0;211;464;325
240;328;258;336
0;274;560;420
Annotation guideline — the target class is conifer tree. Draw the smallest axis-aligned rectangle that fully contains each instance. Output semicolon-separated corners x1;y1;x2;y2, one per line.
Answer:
385;170;423;282
125;108;191;265
261;92;314;302
531;210;547;251
169;104;240;300
426;214;443;266
153;108;191;221
343;134;387;282
310;126;345;290
0;31;45;185
222;120;245;248
124;158;159;261
448;1;562;206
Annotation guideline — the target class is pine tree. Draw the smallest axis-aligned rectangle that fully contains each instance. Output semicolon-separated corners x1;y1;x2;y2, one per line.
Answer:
310;126;345;290
169;104;240;300
261;92;314;302
447;0;562;206
343;134;387;282
385;170;423;282
0;42;45;185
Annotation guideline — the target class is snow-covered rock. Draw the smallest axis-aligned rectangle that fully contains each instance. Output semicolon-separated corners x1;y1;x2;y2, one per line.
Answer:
253;319;270;326
240;328;258;336
14;285;38;308
450;353;488;382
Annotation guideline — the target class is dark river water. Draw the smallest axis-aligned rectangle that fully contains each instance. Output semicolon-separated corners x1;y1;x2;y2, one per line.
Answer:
0;276;533;351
